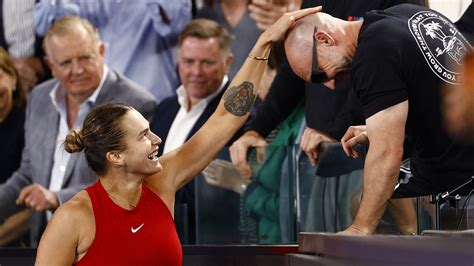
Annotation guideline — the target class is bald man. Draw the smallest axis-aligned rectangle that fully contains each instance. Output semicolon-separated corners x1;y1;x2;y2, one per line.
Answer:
284;4;474;234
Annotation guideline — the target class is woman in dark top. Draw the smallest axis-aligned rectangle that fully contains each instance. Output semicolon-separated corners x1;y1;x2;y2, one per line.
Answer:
0;47;30;247
0;47;26;184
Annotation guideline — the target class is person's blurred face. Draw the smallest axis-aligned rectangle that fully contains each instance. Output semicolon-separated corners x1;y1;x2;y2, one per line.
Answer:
178;37;232;106
45;25;105;101
0;69;16;114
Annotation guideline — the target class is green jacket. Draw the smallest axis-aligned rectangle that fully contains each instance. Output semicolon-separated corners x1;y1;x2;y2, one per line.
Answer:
243;103;304;244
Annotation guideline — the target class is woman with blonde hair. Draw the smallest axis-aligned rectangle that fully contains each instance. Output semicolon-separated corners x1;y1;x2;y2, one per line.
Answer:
0;47;30;247
0;47;27;183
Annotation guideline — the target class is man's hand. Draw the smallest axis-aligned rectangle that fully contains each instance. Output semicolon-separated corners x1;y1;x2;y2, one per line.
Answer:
299;127;336;166
259;6;321;43
338;224;371;235
203;159;250;194
342;101;408;235
16;184;59;212
13;57;46;93
341;125;368;159
249;0;298;31
229;131;267;178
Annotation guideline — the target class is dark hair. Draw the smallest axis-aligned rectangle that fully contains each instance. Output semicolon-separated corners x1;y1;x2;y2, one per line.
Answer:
0;47;26;108
178;19;231;54
64;103;132;175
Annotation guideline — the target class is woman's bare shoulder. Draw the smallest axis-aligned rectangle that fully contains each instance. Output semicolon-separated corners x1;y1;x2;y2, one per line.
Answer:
50;191;93;229
36;191;94;264
60;191;92;216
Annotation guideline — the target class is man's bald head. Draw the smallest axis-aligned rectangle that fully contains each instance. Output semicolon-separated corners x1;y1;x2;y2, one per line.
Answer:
284;12;357;84
284;13;332;81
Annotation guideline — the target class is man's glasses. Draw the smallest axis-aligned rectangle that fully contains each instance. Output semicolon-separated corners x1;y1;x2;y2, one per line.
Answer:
311;27;329;83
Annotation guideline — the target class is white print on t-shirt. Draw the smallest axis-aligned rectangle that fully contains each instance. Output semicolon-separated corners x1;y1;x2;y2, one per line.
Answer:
408;11;473;85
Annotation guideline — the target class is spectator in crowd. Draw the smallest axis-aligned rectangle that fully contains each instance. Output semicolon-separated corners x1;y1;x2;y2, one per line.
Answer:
0;47;30;247
0;47;26;184
197;1;296;78
150;18;235;243
283;4;474;234
196;0;262;80
228;0;423;238
35;8;321;264
230;0;421;179
232;0;471;236
204;102;304;244
1;0;49;94
0;16;157;247
454;1;474;42
34;0;192;102
249;0;302;31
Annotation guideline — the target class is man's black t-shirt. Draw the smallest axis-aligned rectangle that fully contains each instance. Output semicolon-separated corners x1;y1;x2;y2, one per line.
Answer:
248;0;424;140
352;4;474;194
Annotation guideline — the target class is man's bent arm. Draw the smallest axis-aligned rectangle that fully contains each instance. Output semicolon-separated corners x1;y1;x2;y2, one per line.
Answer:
348;100;408;234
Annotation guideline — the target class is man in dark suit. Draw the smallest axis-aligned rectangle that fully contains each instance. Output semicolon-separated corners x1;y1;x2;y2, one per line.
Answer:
0;16;157;247
150;19;235;244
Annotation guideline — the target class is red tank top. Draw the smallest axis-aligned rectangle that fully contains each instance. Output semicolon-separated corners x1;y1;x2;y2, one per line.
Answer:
76;181;182;266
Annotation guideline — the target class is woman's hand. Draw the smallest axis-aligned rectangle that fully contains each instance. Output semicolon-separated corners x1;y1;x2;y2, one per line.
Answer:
258;6;322;44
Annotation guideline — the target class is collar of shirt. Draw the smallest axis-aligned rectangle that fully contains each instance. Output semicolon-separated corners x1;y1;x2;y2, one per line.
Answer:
49;65;109;125
47;65;109;211
176;75;228;112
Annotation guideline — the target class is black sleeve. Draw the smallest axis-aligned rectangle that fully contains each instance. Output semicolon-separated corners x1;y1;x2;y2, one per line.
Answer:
327;87;366;140
351;23;408;118
301;0;323;9
455;2;474;42
246;57;305;138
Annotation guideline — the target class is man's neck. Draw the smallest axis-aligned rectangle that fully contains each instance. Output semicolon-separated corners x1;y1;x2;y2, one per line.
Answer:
187;97;201;111
220;0;247;27
66;92;93;128
221;0;247;9
345;20;364;60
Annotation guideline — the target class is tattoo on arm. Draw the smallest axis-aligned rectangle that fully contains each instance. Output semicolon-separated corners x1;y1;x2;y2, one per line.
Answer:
223;81;255;116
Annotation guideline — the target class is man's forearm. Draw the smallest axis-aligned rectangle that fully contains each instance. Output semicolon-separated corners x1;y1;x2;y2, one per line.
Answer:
352;150;401;234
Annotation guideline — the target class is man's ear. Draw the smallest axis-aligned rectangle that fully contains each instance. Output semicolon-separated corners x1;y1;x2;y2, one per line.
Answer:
44;56;53;71
98;42;105;57
106;151;124;166
44;56;58;77
315;31;335;46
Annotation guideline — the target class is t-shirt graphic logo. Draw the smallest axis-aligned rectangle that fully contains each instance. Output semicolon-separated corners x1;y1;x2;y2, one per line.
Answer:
131;223;144;233
408;11;473;84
